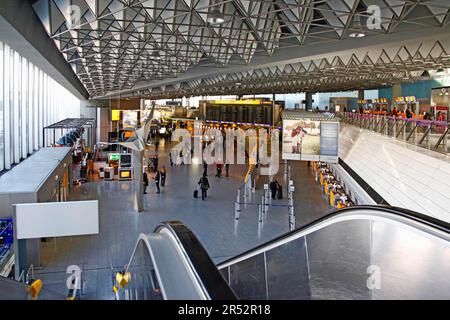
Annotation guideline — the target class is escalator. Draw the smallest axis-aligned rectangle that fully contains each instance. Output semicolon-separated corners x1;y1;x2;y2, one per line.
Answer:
118;205;450;300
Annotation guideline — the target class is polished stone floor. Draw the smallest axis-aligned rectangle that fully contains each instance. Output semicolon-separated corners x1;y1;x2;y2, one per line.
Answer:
35;139;332;299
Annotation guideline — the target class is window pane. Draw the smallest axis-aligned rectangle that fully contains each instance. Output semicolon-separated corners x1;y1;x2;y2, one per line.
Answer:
4;44;11;169
13;51;20;163
0;41;4;171
21;57;28;158
0;44;81;172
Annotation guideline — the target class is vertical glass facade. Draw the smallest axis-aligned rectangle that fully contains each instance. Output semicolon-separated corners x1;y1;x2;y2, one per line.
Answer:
0;41;80;172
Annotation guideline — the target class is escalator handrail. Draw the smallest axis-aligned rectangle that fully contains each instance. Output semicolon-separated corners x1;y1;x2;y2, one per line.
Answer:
217;205;450;269
154;222;238;300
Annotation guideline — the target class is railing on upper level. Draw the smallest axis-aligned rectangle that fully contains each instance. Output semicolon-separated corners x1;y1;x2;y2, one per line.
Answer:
338;112;449;154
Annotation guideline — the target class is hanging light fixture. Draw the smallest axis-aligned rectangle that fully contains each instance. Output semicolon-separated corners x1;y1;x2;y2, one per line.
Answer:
436;68;445;77
421;70;430;78
150;51;161;60
207;1;225;25
349;14;366;38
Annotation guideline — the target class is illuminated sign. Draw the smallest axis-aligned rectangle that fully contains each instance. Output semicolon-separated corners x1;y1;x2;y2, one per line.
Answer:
112;110;120;121
119;170;131;178
213;99;271;105
109;154;119;161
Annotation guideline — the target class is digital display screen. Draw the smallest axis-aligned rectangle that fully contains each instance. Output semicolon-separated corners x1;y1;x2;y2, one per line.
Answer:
119;170;131;178
120;154;132;166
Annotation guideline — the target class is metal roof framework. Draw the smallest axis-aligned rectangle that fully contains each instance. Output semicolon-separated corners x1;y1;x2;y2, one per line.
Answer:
30;0;450;98
44;118;96;129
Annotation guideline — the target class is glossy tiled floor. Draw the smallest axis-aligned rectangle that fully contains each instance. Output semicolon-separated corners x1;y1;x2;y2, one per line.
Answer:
36;140;332;299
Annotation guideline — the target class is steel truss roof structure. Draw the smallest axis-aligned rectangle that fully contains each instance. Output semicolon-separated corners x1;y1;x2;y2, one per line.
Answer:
31;0;450;99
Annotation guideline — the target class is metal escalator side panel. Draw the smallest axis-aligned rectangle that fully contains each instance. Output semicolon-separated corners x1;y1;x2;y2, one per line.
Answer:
125;232;209;300
125;233;165;300
154;222;237;300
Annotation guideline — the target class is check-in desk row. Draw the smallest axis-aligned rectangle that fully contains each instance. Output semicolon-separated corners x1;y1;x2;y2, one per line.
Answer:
313;162;353;209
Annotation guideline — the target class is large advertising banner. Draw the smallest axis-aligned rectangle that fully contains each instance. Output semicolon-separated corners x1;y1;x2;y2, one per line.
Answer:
282;116;339;163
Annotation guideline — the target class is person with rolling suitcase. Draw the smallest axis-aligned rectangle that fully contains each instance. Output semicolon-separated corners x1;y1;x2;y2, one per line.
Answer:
198;174;210;201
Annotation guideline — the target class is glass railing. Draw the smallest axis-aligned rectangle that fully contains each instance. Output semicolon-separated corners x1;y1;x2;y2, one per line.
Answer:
217;206;450;300
121;237;163;300
339;112;449;154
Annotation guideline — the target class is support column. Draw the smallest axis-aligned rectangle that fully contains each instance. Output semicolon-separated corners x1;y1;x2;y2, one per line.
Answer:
358;89;365;101
132;150;144;212
392;83;402;110
272;93;276;125
305;92;313;111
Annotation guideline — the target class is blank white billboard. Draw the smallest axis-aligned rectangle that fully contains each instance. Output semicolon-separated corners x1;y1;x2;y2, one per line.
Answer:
14;201;99;239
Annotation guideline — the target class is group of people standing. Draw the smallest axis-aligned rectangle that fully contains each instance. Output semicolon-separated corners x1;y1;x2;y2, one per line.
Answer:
143;166;166;194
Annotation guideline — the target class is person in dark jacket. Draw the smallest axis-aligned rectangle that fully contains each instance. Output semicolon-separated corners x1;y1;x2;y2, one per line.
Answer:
160;166;166;187
143;171;149;194
203;161;208;177
198;174;210;200
269;179;279;200
154;169;160;193
216;162;223;178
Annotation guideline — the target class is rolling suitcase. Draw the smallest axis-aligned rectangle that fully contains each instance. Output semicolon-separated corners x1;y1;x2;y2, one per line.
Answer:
193;188;199;198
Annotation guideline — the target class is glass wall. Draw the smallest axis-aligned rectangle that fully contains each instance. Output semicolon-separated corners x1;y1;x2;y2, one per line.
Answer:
0;41;80;172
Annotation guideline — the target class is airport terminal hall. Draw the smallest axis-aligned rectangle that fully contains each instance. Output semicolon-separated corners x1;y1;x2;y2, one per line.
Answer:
2;0;450;305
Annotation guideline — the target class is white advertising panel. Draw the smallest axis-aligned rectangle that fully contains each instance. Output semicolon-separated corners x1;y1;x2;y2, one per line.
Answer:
14;201;99;239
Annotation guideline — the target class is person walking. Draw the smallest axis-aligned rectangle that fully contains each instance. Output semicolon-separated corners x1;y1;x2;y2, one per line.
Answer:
170;150;175;167
203;161;208;177
225;160;230;177
215;162;223;178
143;171;149;194
160;166;167;187
269;179;278;200
154;169;161;193
198;174;210;200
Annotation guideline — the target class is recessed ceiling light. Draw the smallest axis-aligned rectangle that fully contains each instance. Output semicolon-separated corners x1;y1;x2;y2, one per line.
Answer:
207;8;225;25
349;32;366;38
349;15;366;38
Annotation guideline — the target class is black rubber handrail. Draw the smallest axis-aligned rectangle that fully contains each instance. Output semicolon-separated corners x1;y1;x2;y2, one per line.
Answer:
217;205;450;268
154;221;237;300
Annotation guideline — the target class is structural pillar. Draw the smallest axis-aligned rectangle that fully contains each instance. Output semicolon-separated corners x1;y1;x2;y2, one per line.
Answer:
305;92;313;111
392;83;402;110
358;89;365;101
132;150;144;212
272;93;276;125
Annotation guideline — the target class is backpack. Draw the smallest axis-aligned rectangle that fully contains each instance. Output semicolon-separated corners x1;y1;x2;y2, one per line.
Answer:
201;177;209;189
